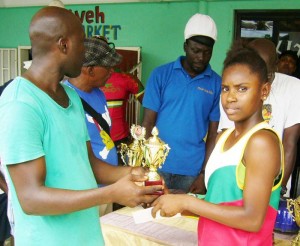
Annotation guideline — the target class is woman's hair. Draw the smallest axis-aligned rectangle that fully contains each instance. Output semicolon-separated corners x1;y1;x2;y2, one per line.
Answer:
223;40;268;83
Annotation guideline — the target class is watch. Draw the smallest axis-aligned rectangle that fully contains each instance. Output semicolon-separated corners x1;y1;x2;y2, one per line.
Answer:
281;186;287;195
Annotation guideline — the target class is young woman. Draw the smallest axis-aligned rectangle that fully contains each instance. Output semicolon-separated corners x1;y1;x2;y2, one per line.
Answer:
151;46;283;245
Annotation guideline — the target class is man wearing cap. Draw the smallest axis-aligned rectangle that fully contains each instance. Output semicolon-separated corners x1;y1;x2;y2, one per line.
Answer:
142;13;221;193
64;36;122;215
65;36;121;170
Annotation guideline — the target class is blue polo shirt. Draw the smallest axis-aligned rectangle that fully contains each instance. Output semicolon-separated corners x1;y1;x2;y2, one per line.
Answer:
143;56;221;176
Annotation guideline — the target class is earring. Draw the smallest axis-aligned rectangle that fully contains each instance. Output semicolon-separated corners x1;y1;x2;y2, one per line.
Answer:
263;95;267;101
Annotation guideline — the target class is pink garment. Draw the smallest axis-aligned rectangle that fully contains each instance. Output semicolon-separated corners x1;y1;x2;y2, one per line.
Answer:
198;200;277;246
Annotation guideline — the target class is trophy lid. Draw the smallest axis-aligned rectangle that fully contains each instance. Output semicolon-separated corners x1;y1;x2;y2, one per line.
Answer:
144;127;166;147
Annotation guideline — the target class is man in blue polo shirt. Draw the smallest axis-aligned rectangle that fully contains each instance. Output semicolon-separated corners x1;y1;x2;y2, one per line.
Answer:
142;13;221;193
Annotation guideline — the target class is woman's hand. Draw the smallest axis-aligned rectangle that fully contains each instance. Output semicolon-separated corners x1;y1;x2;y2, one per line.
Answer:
151;194;188;218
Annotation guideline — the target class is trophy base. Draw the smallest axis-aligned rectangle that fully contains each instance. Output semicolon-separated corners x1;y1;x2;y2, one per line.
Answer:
291;232;300;246
145;180;164;195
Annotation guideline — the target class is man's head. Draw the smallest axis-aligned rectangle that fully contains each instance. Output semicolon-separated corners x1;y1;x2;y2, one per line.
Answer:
29;6;85;78
277;50;298;76
73;36;122;90
247;39;277;82
83;36;122;68
183;14;217;76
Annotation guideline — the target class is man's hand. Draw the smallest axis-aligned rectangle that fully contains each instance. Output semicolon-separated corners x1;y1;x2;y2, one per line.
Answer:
111;173;163;207
130;166;149;186
189;173;206;194
131;166;148;176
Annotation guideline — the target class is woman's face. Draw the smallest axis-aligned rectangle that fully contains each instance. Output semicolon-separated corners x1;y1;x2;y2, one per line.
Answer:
221;64;266;123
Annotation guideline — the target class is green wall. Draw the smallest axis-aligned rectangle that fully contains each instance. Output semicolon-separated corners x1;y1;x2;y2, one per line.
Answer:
0;0;299;83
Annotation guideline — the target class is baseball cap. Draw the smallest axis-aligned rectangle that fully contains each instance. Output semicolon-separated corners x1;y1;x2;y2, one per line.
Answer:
83;36;122;67
184;14;217;44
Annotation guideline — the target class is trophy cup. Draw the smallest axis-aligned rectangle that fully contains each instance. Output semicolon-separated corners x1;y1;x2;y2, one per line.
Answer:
287;196;300;245
120;125;170;195
143;126;170;194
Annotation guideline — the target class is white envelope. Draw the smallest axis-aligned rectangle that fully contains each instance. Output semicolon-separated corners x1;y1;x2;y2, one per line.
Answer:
132;206;181;224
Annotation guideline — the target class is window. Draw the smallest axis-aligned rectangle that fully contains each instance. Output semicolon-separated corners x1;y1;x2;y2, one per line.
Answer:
0;48;17;85
234;10;300;56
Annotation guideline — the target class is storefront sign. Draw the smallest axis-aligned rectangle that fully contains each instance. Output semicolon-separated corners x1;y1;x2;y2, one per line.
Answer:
71;6;121;40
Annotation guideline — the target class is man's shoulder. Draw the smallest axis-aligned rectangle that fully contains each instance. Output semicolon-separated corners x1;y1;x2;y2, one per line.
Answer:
149;58;181;82
154;57;181;71
203;66;222;88
203;64;221;78
0;77;28;101
62;82;86;101
275;72;300;85
210;68;222;78
273;73;300;92
210;69;222;83
89;88;107;106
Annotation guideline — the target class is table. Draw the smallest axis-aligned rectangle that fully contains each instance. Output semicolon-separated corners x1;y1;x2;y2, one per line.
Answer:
100;206;296;246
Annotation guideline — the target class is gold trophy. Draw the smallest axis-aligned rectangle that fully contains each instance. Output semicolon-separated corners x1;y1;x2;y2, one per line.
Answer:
120;125;170;195
287;196;300;245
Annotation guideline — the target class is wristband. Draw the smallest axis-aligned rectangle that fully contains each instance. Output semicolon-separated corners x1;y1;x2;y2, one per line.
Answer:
187;193;205;199
187;192;197;198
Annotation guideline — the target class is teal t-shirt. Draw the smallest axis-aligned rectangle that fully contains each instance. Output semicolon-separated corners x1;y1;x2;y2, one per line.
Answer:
0;77;104;245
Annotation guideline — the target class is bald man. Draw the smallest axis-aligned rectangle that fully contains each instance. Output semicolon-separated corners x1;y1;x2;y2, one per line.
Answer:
0;7;162;245
218;39;300;198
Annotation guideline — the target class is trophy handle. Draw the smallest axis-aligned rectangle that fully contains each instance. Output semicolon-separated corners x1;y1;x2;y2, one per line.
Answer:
287;198;300;246
161;144;170;165
287;199;296;220
119;143;129;166
119;142;145;167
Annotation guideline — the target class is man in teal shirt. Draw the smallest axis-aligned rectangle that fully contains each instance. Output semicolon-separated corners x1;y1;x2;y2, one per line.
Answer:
0;6;162;245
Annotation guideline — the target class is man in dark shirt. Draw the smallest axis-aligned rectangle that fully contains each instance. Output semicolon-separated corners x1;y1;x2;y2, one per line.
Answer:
0;79;13;96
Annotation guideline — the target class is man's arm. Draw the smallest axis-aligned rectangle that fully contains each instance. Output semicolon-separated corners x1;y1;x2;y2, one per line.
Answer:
142;108;158;139
7;149;162;216
7;157;107;215
123;72;144;103
189;121;219;194
134;77;144;104
282;123;300;195
203;121;219;169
